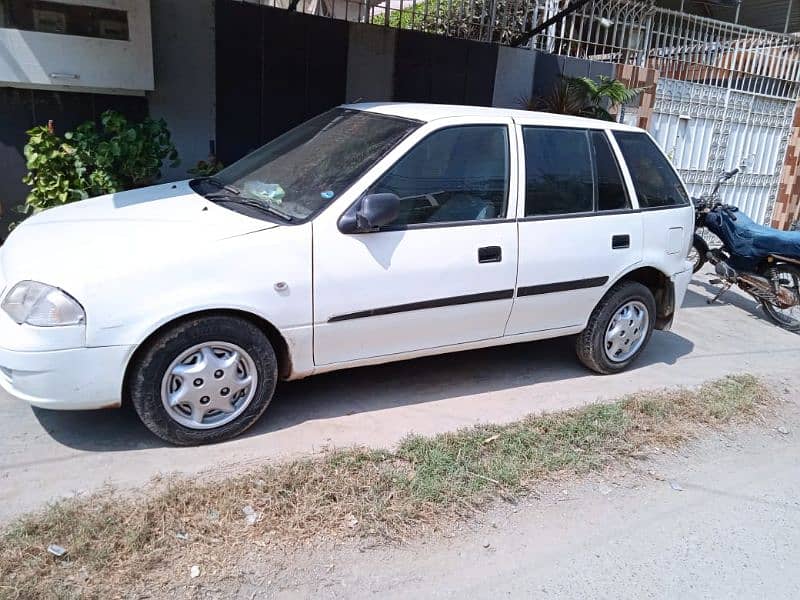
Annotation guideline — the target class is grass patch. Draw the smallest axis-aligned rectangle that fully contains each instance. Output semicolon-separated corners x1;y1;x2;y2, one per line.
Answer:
0;375;773;599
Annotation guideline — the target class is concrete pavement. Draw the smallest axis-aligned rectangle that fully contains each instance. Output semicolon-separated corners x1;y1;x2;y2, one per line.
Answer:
1;273;799;522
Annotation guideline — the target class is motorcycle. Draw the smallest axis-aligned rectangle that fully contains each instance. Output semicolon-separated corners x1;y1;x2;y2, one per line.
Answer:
690;169;800;332
688;168;739;274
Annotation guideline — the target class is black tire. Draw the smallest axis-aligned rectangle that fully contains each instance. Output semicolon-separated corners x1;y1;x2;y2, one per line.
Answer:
761;263;800;333
127;315;277;445
576;281;657;375
690;234;709;274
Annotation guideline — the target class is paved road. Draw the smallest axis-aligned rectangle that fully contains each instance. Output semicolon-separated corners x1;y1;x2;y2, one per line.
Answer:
256;408;800;600
2;273;800;521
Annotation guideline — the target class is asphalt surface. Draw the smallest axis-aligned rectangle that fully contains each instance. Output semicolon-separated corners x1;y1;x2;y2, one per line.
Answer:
2;271;800;521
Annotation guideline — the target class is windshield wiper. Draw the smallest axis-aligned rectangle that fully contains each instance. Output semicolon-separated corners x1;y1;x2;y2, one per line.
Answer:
198;176;242;196
209;194;294;222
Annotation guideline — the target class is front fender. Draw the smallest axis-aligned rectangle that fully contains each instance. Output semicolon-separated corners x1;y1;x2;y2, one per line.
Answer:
84;225;313;349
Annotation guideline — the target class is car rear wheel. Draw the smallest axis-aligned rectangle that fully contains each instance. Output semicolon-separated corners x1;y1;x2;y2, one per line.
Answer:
128;315;277;445
576;281;656;374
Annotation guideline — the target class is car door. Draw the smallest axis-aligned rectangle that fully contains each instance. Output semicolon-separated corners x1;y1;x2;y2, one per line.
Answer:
312;117;519;366
505;124;643;335
611;130;694;277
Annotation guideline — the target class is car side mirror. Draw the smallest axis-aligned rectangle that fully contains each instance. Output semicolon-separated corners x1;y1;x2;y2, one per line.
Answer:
339;193;400;233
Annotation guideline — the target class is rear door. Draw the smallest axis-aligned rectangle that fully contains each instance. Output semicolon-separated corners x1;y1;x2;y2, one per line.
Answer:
506;125;643;335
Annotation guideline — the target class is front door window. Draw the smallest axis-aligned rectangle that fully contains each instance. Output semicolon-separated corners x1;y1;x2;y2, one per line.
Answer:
369;125;510;227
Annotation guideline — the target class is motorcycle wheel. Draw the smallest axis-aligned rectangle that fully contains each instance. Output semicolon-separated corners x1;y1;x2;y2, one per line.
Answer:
689;234;709;274
761;263;800;332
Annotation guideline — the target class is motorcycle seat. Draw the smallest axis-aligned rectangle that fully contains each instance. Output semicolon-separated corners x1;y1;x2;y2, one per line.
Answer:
705;207;800;262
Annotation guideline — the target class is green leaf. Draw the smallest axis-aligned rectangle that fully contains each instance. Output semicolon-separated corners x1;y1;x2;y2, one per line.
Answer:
22;110;179;211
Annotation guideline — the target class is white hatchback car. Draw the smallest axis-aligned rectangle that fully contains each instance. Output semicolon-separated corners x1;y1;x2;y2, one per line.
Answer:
0;104;693;445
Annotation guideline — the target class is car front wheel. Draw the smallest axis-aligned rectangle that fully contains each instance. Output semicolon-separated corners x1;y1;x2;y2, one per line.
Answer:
127;315;277;445
576;281;656;374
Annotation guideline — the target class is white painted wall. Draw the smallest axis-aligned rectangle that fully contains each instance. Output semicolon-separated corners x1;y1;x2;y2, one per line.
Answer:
0;0;153;94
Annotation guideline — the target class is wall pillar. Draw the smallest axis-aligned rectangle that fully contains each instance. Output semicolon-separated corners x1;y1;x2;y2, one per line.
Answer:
148;0;216;179
772;102;800;230
345;24;396;103
613;64;659;130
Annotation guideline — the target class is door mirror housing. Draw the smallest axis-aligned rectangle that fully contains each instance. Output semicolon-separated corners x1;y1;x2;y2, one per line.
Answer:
339;193;400;233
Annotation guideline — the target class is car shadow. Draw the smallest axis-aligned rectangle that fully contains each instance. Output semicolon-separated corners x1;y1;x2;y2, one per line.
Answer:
33;330;695;452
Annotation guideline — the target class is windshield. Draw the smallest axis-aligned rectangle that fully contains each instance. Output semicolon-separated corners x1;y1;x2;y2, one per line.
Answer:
201;108;420;222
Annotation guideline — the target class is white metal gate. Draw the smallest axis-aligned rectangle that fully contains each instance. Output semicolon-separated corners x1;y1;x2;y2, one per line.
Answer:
640;6;800;224
649;79;795;224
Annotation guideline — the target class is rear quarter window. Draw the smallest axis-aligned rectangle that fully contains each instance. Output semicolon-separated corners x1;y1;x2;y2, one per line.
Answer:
613;131;689;209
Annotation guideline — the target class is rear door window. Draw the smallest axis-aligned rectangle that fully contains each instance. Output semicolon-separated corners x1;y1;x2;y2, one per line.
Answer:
522;127;593;216
613;131;689;208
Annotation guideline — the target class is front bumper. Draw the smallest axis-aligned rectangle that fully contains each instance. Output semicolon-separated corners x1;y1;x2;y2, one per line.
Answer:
0;344;134;410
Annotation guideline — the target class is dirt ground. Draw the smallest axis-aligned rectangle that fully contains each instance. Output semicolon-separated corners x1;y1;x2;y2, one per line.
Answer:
203;397;800;600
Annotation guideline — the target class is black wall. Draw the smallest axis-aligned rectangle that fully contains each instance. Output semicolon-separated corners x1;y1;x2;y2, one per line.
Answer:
394;30;497;106
0;88;146;234
215;3;349;165
215;2;500;166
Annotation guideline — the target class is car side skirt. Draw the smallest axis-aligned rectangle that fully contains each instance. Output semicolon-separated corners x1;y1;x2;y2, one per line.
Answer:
287;324;585;380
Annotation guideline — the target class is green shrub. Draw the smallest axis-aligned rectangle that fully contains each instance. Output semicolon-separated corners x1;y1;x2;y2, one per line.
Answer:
188;157;224;177
21;111;179;220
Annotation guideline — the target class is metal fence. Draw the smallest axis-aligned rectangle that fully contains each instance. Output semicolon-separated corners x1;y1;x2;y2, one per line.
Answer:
244;0;800;102
646;9;800;100
356;0;800;99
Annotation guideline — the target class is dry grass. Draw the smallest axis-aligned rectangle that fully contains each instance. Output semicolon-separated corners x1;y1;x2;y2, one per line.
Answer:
0;375;774;599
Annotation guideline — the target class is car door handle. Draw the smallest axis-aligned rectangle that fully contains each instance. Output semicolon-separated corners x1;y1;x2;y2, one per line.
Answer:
612;234;630;249
478;246;502;263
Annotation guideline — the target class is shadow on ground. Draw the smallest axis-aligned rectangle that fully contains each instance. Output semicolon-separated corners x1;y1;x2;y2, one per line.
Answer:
33;330;694;453
686;275;799;334
684;279;763;318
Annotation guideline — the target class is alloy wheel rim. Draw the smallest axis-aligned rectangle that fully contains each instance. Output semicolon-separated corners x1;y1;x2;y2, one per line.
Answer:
604;300;649;363
160;341;258;430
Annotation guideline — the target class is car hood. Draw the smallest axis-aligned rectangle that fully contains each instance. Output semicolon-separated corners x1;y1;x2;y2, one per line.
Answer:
0;180;277;295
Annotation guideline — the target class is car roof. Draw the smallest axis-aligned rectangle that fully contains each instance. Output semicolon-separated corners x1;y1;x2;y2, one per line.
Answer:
342;102;642;131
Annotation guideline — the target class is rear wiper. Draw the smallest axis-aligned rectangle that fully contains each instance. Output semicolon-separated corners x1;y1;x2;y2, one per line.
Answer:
210;194;294;222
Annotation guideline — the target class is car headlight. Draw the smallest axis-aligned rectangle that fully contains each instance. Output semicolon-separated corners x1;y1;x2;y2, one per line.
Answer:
1;281;85;327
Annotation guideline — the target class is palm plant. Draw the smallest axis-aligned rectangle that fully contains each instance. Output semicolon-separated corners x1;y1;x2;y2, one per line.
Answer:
524;75;646;121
